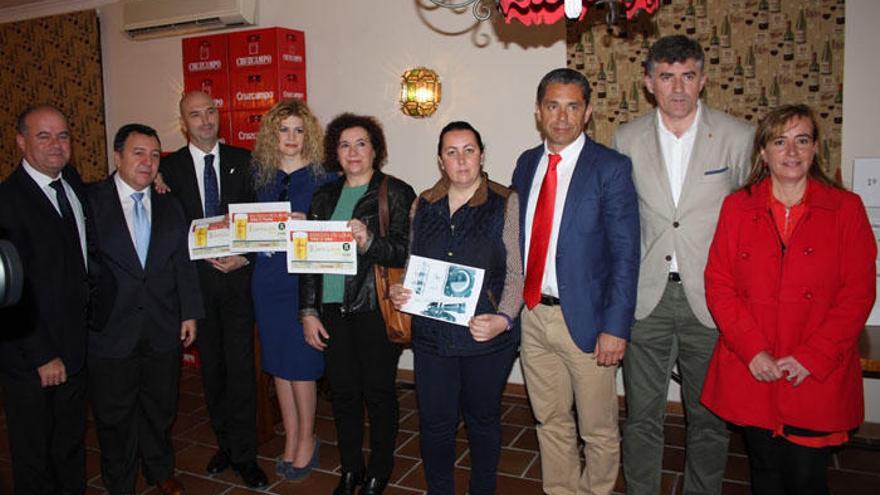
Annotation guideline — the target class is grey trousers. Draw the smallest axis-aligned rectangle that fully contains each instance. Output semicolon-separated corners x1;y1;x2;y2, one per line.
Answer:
622;281;729;495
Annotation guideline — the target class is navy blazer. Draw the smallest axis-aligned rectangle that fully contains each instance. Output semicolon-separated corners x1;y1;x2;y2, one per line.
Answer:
87;176;204;359
511;135;640;352
0;165;94;381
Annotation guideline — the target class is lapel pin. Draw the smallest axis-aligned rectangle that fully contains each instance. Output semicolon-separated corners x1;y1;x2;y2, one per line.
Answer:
229;168;235;174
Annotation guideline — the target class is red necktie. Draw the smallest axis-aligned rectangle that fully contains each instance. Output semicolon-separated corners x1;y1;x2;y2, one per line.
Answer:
524;153;562;309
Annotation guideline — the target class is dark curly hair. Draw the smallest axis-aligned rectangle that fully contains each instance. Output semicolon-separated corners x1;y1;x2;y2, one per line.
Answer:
323;113;388;173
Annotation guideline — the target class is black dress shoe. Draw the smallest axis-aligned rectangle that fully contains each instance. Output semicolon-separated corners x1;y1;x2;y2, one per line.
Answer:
358;477;388;495
206;450;230;474
232;460;268;488
334;470;364;495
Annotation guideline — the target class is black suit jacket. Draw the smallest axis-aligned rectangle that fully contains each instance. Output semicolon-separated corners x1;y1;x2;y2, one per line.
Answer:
159;143;255;281
0;165;93;381
87;177;204;359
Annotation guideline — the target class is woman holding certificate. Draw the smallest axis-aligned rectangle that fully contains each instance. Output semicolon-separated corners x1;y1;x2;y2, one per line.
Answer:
702;104;875;495
250;99;334;480
300;113;415;495
390;121;523;495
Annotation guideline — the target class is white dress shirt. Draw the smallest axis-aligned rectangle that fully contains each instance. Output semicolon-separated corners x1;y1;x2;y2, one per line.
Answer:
523;133;586;298
22;159;87;268
657;104;700;273
114;173;152;250
188;141;221;207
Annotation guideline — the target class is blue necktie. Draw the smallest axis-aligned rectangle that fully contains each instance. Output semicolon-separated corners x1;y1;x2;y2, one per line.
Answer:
131;192;150;267
203;154;219;217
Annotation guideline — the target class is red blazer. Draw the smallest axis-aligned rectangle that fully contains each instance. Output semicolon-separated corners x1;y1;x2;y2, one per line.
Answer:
701;178;876;433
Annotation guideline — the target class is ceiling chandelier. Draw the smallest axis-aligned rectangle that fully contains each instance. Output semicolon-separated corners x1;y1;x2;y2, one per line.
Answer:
427;0;660;26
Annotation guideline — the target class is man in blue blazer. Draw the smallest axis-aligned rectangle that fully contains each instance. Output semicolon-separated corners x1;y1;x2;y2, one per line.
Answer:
511;68;640;495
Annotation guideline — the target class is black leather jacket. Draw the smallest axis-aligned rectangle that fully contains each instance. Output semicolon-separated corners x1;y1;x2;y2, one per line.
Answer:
299;171;415;316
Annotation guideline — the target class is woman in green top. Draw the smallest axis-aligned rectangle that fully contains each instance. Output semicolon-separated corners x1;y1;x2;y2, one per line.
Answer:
299;113;415;495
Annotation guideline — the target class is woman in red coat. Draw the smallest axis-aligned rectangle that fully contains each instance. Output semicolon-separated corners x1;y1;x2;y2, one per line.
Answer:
701;104;876;495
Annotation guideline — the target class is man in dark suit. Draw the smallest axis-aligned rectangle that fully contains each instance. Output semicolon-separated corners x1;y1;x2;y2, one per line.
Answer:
511;68;640;495
0;105;92;494
158;91;266;487
88;124;204;495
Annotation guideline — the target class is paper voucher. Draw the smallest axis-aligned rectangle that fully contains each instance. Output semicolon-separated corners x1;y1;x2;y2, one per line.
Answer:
400;255;485;327
187;215;232;260
228;202;291;253
286;220;357;275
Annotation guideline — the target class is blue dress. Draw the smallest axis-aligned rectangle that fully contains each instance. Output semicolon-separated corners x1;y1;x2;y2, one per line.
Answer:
252;166;335;380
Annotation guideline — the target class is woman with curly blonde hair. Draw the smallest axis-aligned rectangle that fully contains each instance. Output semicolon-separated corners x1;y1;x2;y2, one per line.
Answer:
250;99;336;480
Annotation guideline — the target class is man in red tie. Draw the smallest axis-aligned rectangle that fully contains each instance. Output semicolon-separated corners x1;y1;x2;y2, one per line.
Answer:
511;68;640;495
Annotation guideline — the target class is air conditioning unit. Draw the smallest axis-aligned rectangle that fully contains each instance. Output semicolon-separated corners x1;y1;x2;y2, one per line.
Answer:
122;0;256;40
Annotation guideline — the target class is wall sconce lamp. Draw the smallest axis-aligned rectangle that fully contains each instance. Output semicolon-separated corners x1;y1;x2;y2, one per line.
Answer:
400;67;442;118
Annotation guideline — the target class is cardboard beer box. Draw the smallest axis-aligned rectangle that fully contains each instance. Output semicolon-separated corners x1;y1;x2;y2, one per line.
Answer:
228;27;306;72
228;110;263;150
182;33;228;76
229;68;307;111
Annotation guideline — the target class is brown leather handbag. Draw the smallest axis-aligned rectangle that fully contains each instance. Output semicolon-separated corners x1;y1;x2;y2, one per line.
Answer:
374;176;412;344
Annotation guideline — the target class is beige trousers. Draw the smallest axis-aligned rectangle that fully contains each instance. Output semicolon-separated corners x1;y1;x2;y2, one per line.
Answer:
520;304;620;495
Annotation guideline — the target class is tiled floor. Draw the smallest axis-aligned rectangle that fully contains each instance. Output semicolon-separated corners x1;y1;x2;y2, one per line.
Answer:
1;367;879;494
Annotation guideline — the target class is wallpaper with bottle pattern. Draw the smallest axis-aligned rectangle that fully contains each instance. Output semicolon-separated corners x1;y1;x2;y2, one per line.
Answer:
0;10;107;182
567;0;845;179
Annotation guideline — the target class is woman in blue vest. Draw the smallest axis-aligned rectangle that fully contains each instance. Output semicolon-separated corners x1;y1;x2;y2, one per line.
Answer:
391;121;523;495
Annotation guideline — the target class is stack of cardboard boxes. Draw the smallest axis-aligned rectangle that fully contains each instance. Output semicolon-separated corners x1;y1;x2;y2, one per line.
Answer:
182;27;307;150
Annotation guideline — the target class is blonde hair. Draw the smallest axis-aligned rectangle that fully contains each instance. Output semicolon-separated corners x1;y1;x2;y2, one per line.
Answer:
252;99;324;187
742;103;841;192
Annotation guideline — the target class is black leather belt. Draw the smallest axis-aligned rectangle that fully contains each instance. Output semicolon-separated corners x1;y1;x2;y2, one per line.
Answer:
668;272;681;282
540;294;561;306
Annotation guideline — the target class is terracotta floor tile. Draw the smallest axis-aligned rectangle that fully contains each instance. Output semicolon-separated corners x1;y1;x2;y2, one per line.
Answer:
177;420;219;445
388;455;419;485
212;455;276;486
314;416;338;444
174;443;216;475
728;429;748;455
724;453;751;482
664;423;686;447
500;424;526;448
524;453;542;480
397;464;470;494
173;472;231;494
256;432;286;459
494;472;544;493
501;404;536;426
836;447;880;474
397;389;418;409
721;480;752;495
399;409;420;431
4;380;880;494
661;445;685;472
511;426;539;451
458;446;536;477
177;391;207;415
270;469;345;494
828;469;880;495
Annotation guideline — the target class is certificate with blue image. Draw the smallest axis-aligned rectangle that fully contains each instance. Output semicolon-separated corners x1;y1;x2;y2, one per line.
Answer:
400;255;485;327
